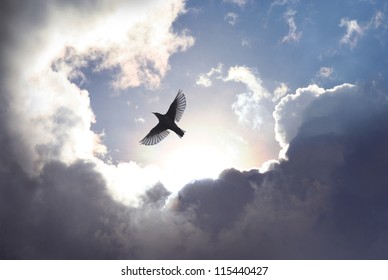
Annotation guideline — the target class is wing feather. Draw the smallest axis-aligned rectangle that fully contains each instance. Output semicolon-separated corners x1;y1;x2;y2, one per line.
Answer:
139;123;170;145
166;89;186;122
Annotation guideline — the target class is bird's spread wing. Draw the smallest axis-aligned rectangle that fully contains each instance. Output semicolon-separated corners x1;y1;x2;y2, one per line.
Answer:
166;89;186;122
139;123;170;145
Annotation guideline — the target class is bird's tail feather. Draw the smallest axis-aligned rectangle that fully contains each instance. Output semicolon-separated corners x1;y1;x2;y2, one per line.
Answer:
177;129;185;138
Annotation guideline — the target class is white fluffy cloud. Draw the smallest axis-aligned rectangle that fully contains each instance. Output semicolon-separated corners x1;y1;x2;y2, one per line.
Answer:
3;0;194;205
196;63;223;87
225;66;272;129
199;65;286;131
273;83;355;156
224;66;271;129
196;74;212;87
273;82;289;102
225;66;271;100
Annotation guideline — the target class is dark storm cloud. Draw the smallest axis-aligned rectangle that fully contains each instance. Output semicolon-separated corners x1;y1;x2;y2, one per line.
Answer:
300;86;388;258
0;156;209;259
0;158;125;259
177;169;256;235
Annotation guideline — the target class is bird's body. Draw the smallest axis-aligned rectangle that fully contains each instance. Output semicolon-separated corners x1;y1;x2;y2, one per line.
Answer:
140;90;186;145
153;112;185;137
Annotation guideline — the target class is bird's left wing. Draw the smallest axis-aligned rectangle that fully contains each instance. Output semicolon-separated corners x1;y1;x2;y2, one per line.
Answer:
139;123;170;145
166;89;186;122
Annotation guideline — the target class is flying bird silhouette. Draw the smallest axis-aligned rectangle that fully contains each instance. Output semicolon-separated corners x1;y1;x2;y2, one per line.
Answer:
140;89;186;145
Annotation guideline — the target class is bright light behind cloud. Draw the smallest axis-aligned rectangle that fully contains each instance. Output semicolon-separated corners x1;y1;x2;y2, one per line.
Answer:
96;160;162;206
132;108;255;193
134;109;260;195
161;144;235;193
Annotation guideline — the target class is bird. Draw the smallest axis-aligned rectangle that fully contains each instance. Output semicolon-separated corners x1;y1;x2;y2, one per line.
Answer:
140;89;186;145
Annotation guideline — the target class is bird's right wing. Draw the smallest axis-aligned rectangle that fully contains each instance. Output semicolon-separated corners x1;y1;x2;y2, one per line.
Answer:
166;89;186;122
139;123;170;145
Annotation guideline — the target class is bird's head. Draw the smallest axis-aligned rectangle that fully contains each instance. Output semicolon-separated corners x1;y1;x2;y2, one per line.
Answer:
152;112;162;119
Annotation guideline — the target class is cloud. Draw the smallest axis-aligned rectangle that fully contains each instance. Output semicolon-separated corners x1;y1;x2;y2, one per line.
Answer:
241;37;252;48
273;83;355;156
274;84;324;151
198;65;288;131
339;18;364;49
134;117;145;123
224;66;272;129
318;67;334;79
273;82;289;102
271;0;299;7
224;12;239;26
197;65;281;130
232;93;266;129
0;159;125;259
196;63;223;87
339;11;385;48
225;66;271;100
282;9;302;43
0;158;211;259
224;66;270;129
223;0;248;8
267;0;300;20
196;75;212;87
370;11;384;28
96;161;162;206
177;169;255;235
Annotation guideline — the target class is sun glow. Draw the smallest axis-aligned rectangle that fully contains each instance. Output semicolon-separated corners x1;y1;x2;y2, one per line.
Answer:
160;144;235;193
97;143;240;206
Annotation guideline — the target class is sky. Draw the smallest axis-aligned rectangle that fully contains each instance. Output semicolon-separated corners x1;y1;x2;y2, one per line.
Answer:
0;0;388;259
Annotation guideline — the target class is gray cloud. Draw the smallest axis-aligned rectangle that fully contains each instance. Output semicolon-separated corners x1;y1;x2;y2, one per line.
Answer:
0;155;211;259
177;169;255;235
